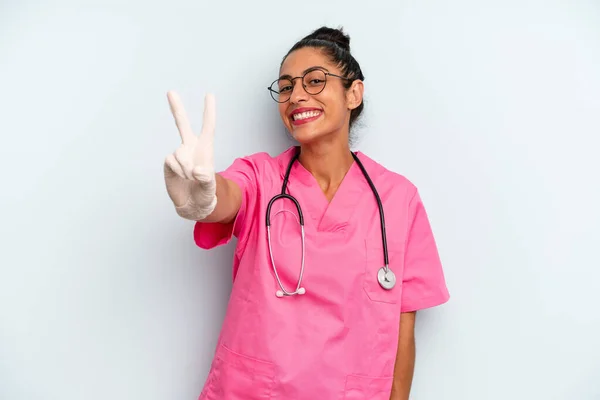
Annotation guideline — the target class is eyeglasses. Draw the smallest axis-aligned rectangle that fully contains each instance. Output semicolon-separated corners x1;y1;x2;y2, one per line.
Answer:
267;67;350;103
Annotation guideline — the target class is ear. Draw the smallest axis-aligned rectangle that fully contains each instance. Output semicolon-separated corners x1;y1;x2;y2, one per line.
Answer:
346;80;364;110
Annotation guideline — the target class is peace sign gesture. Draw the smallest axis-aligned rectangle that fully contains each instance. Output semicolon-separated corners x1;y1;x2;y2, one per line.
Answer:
164;91;218;220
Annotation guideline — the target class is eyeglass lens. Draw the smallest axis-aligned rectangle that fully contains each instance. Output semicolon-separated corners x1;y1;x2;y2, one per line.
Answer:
270;69;327;102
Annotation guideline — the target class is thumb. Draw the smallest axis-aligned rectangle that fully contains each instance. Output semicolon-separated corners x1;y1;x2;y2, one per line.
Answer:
192;165;215;184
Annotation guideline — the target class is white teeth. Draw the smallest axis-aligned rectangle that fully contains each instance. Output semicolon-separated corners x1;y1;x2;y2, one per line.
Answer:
293;110;321;121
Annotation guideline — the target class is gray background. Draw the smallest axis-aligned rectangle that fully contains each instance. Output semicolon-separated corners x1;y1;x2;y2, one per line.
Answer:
1;0;599;399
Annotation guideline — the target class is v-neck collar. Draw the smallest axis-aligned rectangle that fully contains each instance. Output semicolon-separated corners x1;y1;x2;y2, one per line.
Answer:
276;146;378;233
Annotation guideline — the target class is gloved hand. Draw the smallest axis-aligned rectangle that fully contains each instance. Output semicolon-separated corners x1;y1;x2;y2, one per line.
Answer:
164;91;217;221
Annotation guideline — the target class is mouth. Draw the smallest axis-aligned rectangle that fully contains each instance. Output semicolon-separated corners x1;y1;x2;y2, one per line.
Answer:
290;108;323;126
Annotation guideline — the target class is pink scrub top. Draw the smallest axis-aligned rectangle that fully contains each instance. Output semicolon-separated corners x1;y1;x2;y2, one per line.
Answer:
195;146;449;400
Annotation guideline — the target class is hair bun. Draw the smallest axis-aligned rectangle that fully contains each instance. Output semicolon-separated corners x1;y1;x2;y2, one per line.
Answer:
304;26;351;52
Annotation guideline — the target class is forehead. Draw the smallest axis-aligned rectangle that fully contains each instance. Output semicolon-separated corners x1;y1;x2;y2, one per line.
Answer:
279;47;337;76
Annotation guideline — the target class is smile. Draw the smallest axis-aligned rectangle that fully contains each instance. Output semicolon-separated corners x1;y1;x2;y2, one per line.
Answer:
291;109;322;125
293;110;321;120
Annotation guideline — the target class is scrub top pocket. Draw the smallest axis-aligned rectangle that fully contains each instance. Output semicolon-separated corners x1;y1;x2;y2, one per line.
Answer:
343;374;394;400
199;343;276;400
363;237;404;304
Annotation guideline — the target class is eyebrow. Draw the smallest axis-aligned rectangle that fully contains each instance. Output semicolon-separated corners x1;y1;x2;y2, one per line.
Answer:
279;66;330;80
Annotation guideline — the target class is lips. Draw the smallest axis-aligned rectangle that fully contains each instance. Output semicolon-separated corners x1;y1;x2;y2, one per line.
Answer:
289;107;323;126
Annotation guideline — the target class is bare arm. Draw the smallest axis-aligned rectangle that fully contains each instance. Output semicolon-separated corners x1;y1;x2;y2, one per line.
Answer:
390;311;416;400
199;173;242;224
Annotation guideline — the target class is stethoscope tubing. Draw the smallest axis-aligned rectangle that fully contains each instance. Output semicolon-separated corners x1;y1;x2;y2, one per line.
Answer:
265;147;391;297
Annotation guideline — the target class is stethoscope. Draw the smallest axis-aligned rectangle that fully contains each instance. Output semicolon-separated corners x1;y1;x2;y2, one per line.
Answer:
265;147;396;298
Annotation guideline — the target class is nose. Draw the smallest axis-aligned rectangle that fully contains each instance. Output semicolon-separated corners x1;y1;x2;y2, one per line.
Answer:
289;79;309;104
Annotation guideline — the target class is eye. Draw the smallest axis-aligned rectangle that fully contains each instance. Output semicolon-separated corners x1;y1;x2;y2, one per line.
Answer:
304;70;327;88
276;78;294;93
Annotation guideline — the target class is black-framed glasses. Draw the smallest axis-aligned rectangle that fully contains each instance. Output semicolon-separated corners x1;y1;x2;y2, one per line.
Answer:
267;67;350;103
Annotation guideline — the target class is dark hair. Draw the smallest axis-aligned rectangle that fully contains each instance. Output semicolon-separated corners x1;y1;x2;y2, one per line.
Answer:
282;26;365;132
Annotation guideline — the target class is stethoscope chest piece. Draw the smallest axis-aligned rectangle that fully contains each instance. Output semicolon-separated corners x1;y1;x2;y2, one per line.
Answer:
377;266;396;290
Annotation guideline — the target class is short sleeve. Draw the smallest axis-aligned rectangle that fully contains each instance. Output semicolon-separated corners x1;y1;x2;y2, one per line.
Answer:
193;156;258;250
400;189;450;312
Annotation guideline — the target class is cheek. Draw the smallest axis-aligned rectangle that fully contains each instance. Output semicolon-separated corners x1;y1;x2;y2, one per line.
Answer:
321;88;346;109
322;95;348;122
278;104;289;123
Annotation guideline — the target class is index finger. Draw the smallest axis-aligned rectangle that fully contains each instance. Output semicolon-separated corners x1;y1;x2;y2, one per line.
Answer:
167;91;195;145
200;93;216;140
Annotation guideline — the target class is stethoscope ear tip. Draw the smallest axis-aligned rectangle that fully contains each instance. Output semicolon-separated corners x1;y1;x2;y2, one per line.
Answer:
275;288;306;297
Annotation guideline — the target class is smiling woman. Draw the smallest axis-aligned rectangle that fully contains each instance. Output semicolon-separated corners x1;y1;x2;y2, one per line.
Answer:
163;26;450;400
269;28;365;149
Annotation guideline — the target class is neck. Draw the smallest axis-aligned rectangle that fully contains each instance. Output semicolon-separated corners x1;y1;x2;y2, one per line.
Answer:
297;139;354;192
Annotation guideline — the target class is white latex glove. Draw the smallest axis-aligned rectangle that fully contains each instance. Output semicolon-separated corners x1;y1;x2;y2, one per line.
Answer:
164;91;217;221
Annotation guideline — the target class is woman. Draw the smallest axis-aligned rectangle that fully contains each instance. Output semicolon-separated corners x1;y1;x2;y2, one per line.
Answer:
164;27;449;400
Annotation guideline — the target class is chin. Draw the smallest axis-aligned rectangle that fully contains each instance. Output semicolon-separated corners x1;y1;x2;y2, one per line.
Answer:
290;128;325;144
